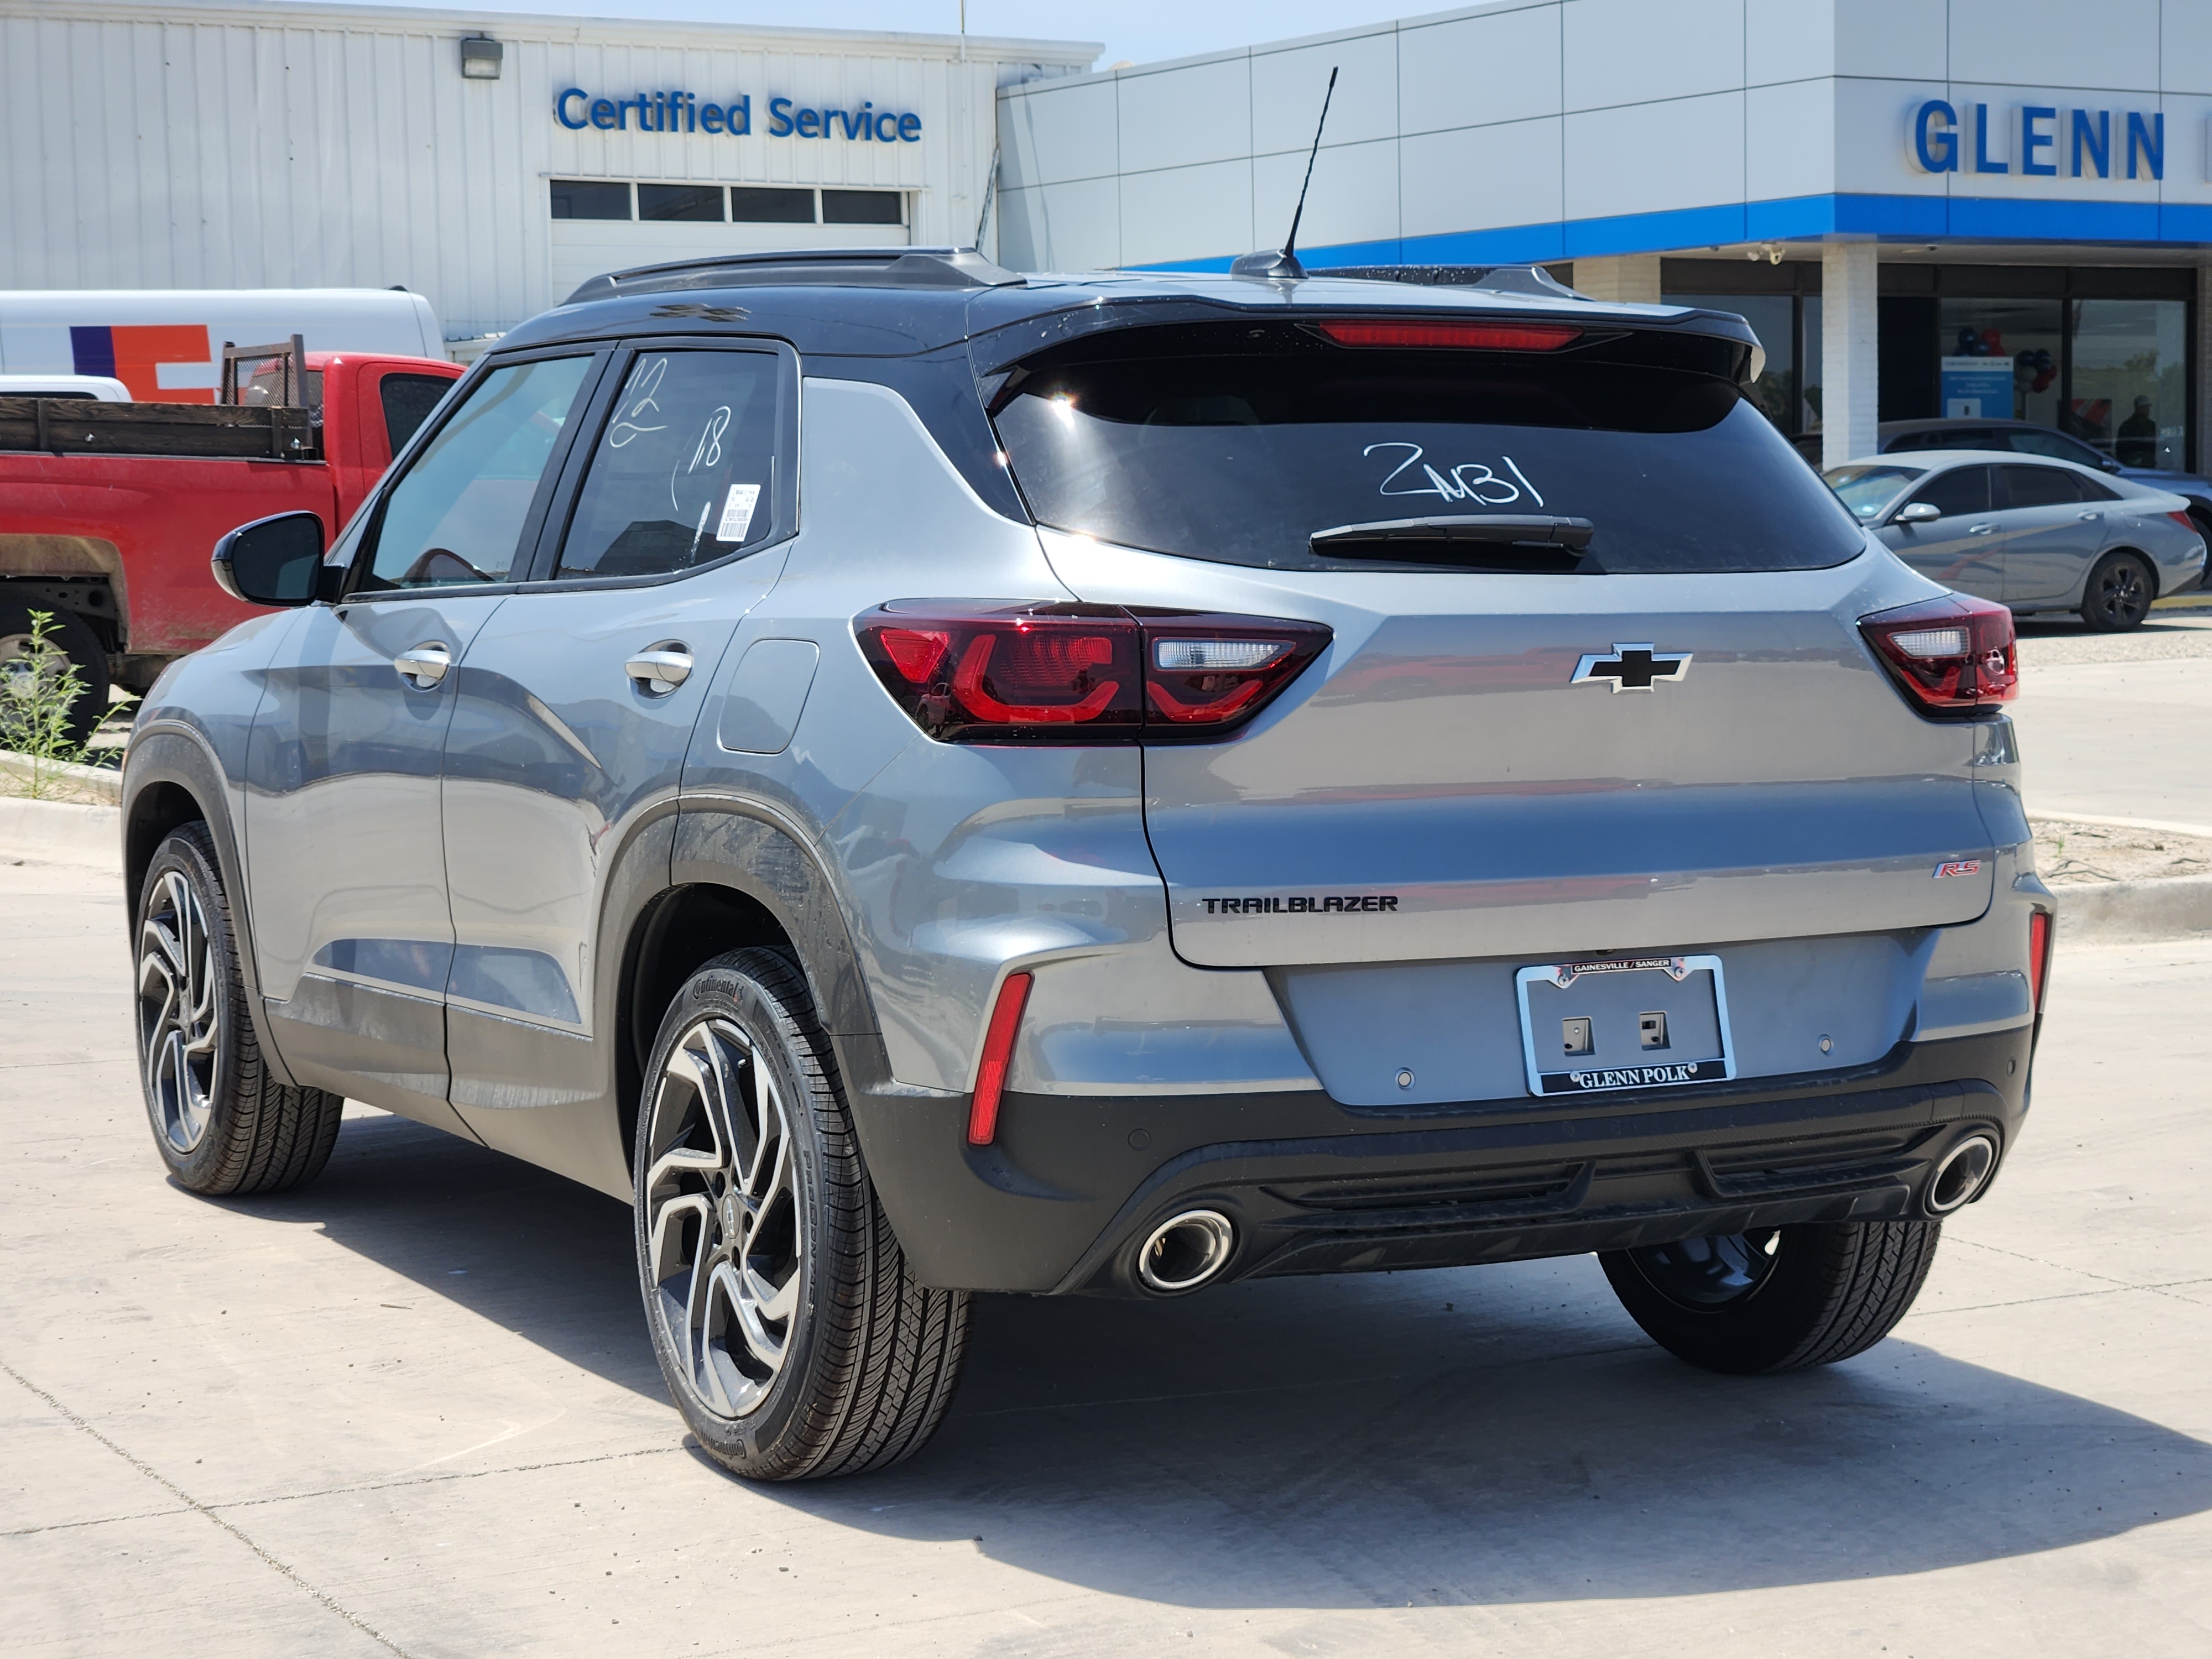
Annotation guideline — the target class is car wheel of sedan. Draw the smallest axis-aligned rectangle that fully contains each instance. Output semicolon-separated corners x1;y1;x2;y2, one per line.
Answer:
135;824;345;1193
1599;1218;1941;1374
2080;550;2155;631
634;947;972;1481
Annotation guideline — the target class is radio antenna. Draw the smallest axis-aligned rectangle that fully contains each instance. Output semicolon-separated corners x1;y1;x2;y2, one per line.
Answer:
1230;65;1336;280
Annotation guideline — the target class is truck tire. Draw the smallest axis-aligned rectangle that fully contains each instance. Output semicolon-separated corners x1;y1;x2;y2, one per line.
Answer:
634;947;971;1481
0;599;112;747
1600;1219;1941;1374
134;823;345;1194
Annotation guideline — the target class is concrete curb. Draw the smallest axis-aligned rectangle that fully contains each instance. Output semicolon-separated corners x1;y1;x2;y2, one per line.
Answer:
2052;875;2212;945
0;749;122;805
0;795;123;873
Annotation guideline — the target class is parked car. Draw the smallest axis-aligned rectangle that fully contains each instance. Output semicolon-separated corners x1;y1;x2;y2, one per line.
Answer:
122;252;2051;1481
0;347;461;735
1826;450;2205;629
1876;415;2212;540
0;373;131;401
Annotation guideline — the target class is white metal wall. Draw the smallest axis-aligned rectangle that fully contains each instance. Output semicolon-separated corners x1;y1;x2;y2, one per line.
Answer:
0;0;1094;339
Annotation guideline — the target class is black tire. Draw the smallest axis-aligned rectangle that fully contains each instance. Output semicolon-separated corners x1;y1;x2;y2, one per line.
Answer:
2080;550;2155;632
1600;1219;1941;1375
633;947;971;1481
0;599;112;747
133;823;345;1194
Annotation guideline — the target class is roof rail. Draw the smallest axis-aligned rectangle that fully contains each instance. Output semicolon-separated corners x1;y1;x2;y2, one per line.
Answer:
1316;264;1589;300
562;246;1024;306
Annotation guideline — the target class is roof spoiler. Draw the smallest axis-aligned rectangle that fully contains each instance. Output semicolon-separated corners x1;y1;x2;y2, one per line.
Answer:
563;246;1024;306
1317;263;1589;300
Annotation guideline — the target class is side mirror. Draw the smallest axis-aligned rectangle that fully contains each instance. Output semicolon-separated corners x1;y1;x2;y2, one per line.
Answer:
212;511;328;607
2101;457;2124;473
1896;501;1942;524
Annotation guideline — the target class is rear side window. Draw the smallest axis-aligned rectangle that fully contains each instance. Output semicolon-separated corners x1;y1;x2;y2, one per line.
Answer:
552;349;784;580
379;373;452;456
1999;464;2088;509
989;325;1865;574
1911;466;1992;517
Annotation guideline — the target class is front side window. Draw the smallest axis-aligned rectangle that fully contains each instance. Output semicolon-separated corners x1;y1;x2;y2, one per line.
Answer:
553;349;783;581
1911;465;1993;517
358;356;592;590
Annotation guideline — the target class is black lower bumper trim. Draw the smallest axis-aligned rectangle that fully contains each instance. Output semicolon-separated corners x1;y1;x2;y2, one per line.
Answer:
841;1027;2031;1297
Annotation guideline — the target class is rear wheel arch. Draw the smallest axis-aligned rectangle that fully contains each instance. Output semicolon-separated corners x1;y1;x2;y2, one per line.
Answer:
615;802;887;1176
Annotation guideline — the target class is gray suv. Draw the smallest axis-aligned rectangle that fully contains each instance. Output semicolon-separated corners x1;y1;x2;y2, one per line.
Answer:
121;250;2053;1480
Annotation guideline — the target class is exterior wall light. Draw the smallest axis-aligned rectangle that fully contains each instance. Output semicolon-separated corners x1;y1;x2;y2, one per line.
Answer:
460;36;503;80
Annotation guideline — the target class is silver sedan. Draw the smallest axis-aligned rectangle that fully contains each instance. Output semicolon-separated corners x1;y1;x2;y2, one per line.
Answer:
1826;448;2206;630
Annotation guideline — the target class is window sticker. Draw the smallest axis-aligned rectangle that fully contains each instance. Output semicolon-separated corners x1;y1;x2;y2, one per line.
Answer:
716;482;762;542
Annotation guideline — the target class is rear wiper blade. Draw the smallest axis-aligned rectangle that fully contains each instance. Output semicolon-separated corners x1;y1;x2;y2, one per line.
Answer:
1310;514;1595;552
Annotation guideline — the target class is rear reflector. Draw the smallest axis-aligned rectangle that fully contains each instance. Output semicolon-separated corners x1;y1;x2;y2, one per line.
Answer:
1318;319;1582;352
967;971;1033;1146
2029;910;2053;1015
857;603;1329;743
1859;593;2018;717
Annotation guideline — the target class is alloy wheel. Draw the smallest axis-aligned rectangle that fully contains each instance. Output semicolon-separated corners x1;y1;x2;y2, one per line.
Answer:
137;869;220;1155
2089;557;2151;628
643;1015;803;1420
1625;1228;1782;1310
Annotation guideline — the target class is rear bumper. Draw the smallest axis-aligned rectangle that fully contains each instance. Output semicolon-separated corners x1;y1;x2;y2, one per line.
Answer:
847;1026;2032;1296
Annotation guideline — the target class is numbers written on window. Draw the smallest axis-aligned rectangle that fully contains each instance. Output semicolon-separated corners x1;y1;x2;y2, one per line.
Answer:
556;351;783;580
359;356;593;590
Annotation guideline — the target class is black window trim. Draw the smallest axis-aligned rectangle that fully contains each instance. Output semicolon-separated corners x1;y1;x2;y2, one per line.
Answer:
335;342;615;605
515;333;803;593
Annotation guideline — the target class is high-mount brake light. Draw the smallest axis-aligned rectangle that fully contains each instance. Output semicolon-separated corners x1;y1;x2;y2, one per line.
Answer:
1858;593;2018;717
855;604;1329;743
1317;320;1582;352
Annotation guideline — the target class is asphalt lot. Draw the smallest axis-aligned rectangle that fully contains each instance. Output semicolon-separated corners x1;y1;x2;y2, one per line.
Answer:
4;616;2211;1657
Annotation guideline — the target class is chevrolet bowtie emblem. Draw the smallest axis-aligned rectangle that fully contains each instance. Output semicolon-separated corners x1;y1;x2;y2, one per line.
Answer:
1572;643;1692;692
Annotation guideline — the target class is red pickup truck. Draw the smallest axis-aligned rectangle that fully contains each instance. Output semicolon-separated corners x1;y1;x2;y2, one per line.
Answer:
0;347;462;733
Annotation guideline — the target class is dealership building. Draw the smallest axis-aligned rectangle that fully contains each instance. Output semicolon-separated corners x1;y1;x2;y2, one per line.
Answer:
9;0;2212;471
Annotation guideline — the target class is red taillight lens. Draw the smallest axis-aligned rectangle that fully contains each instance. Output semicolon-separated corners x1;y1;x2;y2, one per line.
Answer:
1318;319;1582;352
967;971;1032;1146
856;603;1329;743
2029;910;2053;1014
1858;593;2018;717
2167;508;2199;536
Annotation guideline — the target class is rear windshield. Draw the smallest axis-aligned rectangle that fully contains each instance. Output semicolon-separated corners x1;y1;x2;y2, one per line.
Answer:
990;326;1867;573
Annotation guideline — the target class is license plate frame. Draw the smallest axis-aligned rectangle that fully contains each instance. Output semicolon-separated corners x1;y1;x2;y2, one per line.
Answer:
1514;954;1735;1097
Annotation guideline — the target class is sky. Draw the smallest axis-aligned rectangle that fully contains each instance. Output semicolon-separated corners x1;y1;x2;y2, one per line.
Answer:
320;0;1433;71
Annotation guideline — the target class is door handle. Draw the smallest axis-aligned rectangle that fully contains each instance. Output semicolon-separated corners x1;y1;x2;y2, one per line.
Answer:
626;646;693;696
1968;524;1996;535
394;643;451;690
2078;510;2103;521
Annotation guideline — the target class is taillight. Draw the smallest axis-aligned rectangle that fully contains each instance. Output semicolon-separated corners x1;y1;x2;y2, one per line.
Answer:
856;603;1328;743
2167;508;2200;537
1858;594;2018;717
2029;910;2053;1015
1317;319;1581;352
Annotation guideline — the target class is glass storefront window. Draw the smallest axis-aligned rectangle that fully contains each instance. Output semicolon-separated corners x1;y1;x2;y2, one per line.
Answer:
1801;295;1822;435
2069;299;2187;468
1663;291;1796;431
1936;298;2063;429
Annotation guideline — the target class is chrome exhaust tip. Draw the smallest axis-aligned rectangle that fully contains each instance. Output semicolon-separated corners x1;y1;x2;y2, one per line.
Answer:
1136;1209;1235;1294
1924;1133;1999;1216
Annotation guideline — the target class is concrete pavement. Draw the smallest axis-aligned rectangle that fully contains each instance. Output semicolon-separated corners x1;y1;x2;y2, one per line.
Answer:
6;619;2212;1657
2013;611;2212;828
